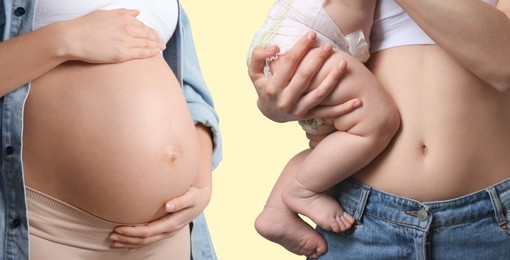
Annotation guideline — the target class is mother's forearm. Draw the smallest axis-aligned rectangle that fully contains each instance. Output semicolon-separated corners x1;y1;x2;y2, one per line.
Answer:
395;0;510;91
0;24;68;97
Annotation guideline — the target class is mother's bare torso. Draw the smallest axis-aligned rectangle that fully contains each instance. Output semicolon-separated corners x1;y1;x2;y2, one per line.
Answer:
353;0;510;201
23;0;198;224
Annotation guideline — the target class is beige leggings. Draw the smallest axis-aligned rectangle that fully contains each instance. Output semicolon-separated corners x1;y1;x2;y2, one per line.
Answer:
26;187;190;260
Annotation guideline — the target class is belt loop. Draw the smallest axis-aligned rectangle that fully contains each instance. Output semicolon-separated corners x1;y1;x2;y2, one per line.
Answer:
486;187;508;227
353;186;371;223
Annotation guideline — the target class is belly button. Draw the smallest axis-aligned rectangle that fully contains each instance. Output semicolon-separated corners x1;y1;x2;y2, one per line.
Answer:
165;147;181;164
421;144;428;156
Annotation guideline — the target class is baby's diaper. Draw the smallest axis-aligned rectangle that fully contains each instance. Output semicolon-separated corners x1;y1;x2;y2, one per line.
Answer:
298;118;336;136
248;0;370;135
247;0;370;68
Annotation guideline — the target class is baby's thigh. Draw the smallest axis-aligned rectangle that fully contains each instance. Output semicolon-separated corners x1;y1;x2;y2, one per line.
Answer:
311;50;398;133
314;49;380;104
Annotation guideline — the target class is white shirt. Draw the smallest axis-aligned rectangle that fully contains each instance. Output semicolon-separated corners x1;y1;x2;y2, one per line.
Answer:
34;0;178;43
370;0;498;52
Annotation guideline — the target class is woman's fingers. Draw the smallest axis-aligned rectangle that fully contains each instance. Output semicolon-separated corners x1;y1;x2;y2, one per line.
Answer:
67;8;165;63
129;18;162;43
110;233;167;249
270;32;317;88
165;188;197;213
110;214;180;248
248;45;279;83
308;98;362;120
248;32;359;122
291;59;347;117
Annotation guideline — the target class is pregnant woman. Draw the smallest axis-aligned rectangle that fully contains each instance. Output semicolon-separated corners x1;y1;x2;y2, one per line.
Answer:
0;0;221;259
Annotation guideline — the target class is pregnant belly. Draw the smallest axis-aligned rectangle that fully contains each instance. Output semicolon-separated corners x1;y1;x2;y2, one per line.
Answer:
23;56;199;224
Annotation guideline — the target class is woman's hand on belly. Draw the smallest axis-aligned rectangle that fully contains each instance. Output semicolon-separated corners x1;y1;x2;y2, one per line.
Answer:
109;184;210;249
60;9;165;63
109;125;214;249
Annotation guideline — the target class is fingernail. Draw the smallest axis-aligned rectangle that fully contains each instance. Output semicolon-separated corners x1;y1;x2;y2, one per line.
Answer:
322;43;332;52
265;45;276;53
307;31;316;40
166;203;175;211
114;228;123;234
353;100;362;108
110;235;119;241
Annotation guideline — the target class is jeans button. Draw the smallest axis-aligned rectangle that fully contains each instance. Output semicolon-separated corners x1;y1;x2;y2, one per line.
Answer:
417;209;429;221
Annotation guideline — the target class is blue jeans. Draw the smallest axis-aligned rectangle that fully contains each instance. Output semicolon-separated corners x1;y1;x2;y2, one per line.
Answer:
312;178;510;260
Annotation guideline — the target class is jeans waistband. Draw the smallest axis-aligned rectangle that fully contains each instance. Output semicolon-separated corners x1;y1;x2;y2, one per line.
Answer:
332;178;510;232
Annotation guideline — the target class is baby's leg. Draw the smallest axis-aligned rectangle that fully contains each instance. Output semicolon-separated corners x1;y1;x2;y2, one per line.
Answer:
282;48;401;233
282;132;378;232
255;150;327;259
323;0;377;38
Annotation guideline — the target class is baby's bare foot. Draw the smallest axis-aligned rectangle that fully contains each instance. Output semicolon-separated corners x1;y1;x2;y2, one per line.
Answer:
255;206;327;258
282;183;355;232
336;211;356;231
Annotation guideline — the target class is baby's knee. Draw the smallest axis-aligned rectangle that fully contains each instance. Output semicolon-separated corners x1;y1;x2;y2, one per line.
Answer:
372;105;401;145
347;98;400;148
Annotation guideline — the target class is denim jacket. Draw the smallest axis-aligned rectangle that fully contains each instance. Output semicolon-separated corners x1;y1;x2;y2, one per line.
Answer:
0;1;221;259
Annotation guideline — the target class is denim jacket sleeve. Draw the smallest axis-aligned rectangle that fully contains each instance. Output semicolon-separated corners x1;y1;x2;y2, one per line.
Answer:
0;1;34;259
164;5;222;171
180;9;222;170
162;5;221;260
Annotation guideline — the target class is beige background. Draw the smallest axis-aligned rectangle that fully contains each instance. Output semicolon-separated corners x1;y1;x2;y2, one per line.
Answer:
181;0;311;259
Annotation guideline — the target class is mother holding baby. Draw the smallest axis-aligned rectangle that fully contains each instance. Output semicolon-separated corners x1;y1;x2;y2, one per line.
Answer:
249;0;510;259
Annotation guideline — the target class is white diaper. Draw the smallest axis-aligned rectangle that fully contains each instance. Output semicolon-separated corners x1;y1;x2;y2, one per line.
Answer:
247;0;370;68
248;0;370;135
298;118;336;136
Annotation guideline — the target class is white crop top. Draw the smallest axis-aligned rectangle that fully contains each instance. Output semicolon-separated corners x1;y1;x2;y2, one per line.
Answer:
33;0;179;44
370;0;498;53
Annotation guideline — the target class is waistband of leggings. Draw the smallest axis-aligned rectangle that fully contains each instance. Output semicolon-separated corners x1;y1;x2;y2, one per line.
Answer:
332;178;510;232
26;187;133;251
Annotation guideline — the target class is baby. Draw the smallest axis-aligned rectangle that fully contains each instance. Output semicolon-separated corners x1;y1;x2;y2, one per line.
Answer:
249;0;400;258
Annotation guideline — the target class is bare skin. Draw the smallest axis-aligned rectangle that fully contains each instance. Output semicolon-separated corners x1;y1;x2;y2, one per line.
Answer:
250;1;510;257
253;0;386;257
255;150;328;259
278;45;399;232
23;54;200;224
251;33;360;258
109;124;213;249
1;8;213;252
0;9;164;96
